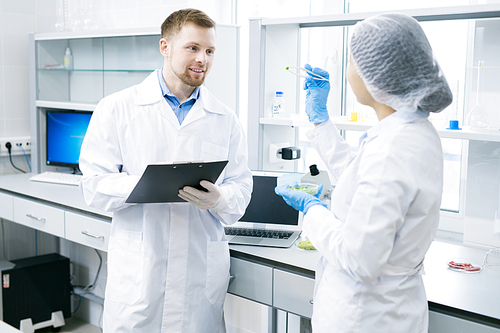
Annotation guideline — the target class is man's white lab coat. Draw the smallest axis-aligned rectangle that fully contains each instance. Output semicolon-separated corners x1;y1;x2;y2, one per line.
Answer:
304;111;443;332
79;70;252;333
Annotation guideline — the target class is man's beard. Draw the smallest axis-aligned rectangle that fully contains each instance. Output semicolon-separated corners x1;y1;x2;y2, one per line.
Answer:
173;66;206;87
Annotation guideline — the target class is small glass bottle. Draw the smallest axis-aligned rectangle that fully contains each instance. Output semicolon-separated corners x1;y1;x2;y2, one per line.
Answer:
272;91;285;118
64;47;73;69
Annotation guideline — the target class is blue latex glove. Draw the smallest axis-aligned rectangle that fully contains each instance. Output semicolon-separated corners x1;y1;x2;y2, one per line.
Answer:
303;63;330;124
275;183;327;214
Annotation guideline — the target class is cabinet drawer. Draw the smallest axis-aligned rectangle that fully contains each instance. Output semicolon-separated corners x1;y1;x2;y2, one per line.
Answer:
274;269;315;318
429;311;500;333
228;257;273;306
0;192;13;221
13;197;64;237
65;211;111;252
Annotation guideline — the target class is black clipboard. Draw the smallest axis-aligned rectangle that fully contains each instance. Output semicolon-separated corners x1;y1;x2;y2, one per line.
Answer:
126;160;229;203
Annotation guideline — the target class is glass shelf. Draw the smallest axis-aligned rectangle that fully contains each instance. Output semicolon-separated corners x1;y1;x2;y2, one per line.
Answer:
260;117;500;142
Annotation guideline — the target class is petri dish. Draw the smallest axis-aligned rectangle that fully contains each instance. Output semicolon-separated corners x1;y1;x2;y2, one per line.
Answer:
447;258;482;274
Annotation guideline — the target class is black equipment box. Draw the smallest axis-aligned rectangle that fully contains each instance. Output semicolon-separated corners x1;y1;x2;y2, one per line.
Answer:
1;253;71;329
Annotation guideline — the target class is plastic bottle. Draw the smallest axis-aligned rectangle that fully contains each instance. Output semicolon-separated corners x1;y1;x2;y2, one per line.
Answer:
64;47;73;69
301;164;333;205
272;91;285;118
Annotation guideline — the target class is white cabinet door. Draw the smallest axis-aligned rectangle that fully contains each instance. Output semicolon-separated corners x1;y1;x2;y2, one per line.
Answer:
430;311;500;333
273;269;314;318
12;197;64;237
65;211;111;252
0;192;13;221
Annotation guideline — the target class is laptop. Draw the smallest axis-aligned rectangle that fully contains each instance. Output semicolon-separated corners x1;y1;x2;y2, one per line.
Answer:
225;171;302;248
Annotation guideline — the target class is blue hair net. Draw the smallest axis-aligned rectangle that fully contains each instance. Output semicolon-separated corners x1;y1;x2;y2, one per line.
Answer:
349;13;452;113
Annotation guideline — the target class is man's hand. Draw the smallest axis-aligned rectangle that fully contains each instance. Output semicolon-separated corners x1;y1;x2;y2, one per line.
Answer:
178;180;225;210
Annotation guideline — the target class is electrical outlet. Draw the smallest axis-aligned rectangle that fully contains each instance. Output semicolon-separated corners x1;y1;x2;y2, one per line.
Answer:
269;142;290;164
0;137;31;157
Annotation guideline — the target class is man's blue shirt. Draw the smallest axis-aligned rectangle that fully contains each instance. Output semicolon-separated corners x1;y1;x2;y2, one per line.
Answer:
157;68;200;125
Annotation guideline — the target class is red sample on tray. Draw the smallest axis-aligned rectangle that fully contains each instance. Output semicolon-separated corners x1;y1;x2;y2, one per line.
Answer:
448;260;481;272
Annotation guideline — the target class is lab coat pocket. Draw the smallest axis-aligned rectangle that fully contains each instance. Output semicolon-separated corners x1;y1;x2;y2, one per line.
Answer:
106;230;144;305
205;240;230;304
201;141;229;161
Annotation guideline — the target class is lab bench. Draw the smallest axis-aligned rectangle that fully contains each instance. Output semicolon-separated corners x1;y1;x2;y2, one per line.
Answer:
0;173;499;332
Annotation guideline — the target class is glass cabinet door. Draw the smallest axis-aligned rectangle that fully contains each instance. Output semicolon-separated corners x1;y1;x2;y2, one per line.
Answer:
36;38;103;103
103;35;163;97
35;34;163;104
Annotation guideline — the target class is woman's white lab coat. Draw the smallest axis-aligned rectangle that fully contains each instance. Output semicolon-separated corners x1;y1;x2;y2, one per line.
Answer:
79;70;252;333
304;111;443;333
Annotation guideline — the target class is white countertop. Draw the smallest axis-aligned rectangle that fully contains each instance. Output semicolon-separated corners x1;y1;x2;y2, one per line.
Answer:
0;173;111;218
1;173;499;322
231;239;500;321
423;240;500;319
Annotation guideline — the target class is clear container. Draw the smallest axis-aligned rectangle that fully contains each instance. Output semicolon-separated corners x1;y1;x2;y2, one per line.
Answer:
63;47;73;69
287;183;319;195
466;61;490;129
272;91;285;118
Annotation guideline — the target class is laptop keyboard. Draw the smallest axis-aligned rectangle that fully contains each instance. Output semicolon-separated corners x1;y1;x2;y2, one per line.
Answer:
224;227;294;239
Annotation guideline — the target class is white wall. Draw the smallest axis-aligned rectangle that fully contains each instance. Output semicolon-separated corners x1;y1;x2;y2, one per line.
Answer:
0;0;35;141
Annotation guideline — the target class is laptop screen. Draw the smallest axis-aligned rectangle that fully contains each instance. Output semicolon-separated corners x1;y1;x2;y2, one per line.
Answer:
239;175;299;226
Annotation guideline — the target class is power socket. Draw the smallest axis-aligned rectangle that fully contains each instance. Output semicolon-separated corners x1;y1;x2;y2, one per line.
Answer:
0;137;31;157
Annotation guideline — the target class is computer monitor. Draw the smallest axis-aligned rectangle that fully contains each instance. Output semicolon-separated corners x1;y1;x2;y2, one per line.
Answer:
45;110;92;170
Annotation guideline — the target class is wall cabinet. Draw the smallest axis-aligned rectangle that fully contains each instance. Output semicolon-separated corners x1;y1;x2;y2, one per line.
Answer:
247;4;500;249
247;4;500;172
29;26;240;174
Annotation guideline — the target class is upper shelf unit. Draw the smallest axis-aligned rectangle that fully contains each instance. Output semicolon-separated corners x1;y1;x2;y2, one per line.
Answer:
31;25;240;111
248;4;500;155
260;4;500;27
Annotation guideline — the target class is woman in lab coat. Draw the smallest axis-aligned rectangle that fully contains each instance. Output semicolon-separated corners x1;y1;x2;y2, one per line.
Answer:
276;13;452;332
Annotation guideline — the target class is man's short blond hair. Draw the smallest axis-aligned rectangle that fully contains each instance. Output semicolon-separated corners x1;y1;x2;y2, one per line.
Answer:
161;8;216;40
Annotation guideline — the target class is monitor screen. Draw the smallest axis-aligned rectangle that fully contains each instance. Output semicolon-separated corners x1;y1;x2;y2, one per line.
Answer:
46;110;92;169
239;175;299;226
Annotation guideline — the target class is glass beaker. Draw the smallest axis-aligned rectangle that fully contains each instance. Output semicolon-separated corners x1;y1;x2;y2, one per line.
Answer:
466;61;490;129
483;248;500;272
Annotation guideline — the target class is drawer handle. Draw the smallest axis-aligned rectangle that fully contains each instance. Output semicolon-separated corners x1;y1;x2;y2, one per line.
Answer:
26;214;45;222
81;231;105;240
309;299;314;305
229;275;236;283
